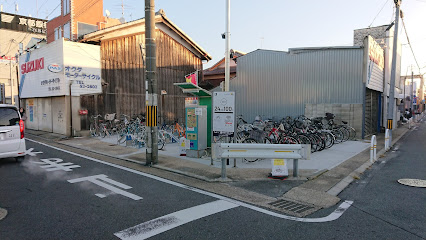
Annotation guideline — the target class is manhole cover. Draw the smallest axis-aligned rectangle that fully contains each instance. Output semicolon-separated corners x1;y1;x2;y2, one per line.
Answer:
0;208;7;220
397;179;426;188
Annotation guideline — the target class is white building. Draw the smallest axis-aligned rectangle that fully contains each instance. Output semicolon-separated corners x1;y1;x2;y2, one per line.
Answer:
19;38;101;135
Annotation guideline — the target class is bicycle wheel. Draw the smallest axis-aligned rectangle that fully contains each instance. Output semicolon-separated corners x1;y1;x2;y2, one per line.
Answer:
323;132;335;149
157;138;165;150
313;133;326;151
295;134;311;145
344;126;356;140
279;136;298;144
305;134;317;153
264;137;275;144
214;136;229;143
339;127;350;142
331;129;344;143
100;129;107;138
117;134;127;145
98;124;107;138
242;138;259;163
89;123;97;137
242;138;258;143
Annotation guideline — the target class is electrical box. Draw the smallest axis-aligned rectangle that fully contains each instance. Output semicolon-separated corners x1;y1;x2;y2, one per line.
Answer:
185;105;207;151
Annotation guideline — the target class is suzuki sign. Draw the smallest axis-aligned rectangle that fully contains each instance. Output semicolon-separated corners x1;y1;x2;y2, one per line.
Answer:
21;57;44;74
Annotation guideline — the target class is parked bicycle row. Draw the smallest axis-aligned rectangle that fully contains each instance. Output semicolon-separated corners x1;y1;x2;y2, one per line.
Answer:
216;113;356;154
89;112;356;154
89;113;187;150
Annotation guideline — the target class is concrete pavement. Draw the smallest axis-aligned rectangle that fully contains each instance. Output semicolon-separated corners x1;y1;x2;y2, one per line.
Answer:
23;115;420;217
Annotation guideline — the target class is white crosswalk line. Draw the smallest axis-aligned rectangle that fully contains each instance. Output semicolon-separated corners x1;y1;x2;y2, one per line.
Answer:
114;200;239;240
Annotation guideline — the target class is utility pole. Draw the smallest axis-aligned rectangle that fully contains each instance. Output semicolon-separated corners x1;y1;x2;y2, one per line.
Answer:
16;64;20;108
69;81;74;137
387;0;401;142
145;0;158;165
224;0;230;91
411;69;414;112
420;75;424;112
10;61;13;105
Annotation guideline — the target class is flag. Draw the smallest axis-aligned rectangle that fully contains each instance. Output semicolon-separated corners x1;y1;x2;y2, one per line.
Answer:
185;71;198;86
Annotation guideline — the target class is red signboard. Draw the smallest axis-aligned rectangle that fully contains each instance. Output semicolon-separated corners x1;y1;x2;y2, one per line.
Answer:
21;57;44;74
79;110;88;115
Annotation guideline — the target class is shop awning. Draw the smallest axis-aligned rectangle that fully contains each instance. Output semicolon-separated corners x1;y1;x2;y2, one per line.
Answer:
174;82;212;97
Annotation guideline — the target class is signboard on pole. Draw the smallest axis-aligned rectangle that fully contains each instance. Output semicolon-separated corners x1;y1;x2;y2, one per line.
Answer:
213;91;235;137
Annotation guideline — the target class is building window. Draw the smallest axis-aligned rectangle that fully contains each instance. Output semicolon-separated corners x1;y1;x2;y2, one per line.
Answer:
77;22;98;39
55;27;62;41
63;0;70;15
63;22;70;39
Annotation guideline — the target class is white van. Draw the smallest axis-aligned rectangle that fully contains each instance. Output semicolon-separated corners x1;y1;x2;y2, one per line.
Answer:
0;104;26;162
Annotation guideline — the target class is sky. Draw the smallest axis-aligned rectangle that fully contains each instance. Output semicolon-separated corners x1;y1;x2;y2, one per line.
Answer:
1;0;425;74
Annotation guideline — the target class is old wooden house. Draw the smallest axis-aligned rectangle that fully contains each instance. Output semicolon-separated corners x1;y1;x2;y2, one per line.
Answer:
80;9;211;127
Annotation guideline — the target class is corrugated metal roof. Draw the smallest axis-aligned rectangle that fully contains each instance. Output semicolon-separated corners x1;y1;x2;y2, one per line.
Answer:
231;48;364;121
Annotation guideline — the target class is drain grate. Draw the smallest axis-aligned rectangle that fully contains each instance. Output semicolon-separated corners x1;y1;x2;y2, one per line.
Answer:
269;199;314;214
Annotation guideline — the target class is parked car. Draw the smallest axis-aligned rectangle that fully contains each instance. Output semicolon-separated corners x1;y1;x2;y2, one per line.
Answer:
0;104;26;162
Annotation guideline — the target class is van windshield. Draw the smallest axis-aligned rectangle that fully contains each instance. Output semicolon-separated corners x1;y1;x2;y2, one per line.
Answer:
0;108;20;126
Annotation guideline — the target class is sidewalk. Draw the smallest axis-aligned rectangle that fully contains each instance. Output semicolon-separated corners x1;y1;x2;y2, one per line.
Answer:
25;117;418;216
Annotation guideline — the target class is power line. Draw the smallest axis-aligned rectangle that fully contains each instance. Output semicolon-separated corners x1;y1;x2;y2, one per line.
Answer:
401;17;421;74
46;3;60;19
2;39;14;56
37;0;51;15
369;0;390;28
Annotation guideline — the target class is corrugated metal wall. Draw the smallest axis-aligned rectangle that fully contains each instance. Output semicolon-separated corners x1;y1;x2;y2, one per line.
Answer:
231;48;364;121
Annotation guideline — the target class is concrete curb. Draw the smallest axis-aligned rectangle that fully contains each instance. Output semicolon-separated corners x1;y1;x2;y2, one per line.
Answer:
326;127;411;196
0;208;7;221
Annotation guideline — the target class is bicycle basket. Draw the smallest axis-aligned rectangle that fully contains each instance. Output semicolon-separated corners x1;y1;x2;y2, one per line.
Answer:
105;113;116;121
249;129;266;142
325;112;334;120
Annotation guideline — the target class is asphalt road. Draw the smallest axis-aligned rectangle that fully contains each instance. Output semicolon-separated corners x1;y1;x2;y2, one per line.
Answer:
0;123;425;239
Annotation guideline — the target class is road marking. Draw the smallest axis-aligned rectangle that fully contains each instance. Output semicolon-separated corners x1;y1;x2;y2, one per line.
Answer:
32;158;81;172
68;174;142;200
25;148;43;156
114;200;238;240
27;138;353;223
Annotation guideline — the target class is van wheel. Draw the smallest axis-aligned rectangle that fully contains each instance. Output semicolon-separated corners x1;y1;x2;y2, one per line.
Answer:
16;156;25;163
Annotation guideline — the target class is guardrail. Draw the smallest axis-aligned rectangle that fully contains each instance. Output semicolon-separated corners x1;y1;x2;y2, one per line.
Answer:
370;135;377;163
216;143;311;179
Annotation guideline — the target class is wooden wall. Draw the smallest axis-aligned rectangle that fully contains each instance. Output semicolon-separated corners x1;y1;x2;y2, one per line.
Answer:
80;29;203;128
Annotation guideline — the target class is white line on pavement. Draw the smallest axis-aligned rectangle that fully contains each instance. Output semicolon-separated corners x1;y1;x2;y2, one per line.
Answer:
26;138;353;223
68;174;143;200
114;200;239;240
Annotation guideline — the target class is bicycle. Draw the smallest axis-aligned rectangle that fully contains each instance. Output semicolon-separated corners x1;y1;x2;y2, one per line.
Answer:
89;114;109;138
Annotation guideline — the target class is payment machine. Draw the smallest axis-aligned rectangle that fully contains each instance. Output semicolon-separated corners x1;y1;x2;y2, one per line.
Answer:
185;105;207;157
175;82;212;158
